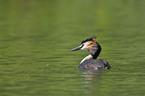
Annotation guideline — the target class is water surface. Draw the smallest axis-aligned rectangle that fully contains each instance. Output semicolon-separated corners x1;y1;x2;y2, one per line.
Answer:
0;0;145;96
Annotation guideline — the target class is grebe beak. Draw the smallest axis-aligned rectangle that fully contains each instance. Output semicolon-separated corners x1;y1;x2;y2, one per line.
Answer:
68;45;82;52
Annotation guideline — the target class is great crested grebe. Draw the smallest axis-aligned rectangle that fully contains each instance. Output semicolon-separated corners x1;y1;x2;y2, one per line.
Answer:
69;37;111;70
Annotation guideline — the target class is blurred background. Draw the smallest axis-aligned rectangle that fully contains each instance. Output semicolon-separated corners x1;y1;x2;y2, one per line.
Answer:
0;0;145;96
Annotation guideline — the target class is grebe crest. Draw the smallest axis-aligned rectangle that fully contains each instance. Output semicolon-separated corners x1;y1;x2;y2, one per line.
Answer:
69;37;111;70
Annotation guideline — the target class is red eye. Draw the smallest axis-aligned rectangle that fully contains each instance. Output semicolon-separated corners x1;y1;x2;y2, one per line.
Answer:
82;44;84;46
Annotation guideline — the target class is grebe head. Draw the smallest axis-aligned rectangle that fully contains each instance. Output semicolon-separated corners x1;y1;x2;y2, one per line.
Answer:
69;37;96;51
69;37;102;59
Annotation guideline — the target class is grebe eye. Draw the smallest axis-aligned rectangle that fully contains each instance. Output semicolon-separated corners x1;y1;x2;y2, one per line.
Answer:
80;44;84;48
82;44;84;46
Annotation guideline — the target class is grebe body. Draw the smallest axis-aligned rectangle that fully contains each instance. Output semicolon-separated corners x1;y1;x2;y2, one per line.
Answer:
69;37;111;70
78;59;111;70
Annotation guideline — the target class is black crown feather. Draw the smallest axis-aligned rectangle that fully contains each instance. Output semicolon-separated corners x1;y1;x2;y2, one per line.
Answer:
81;37;96;44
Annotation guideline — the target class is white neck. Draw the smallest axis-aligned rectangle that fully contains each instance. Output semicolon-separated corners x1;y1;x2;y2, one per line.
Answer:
80;54;93;64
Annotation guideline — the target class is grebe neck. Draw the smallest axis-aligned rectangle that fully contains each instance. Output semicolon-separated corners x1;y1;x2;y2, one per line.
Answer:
80;43;102;64
92;44;102;59
80;54;93;64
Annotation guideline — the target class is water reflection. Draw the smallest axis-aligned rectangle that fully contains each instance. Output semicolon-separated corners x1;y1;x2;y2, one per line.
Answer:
79;70;101;95
81;71;100;87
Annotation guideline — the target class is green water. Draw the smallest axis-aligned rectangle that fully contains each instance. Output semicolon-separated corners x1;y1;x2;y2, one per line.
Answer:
0;0;145;96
